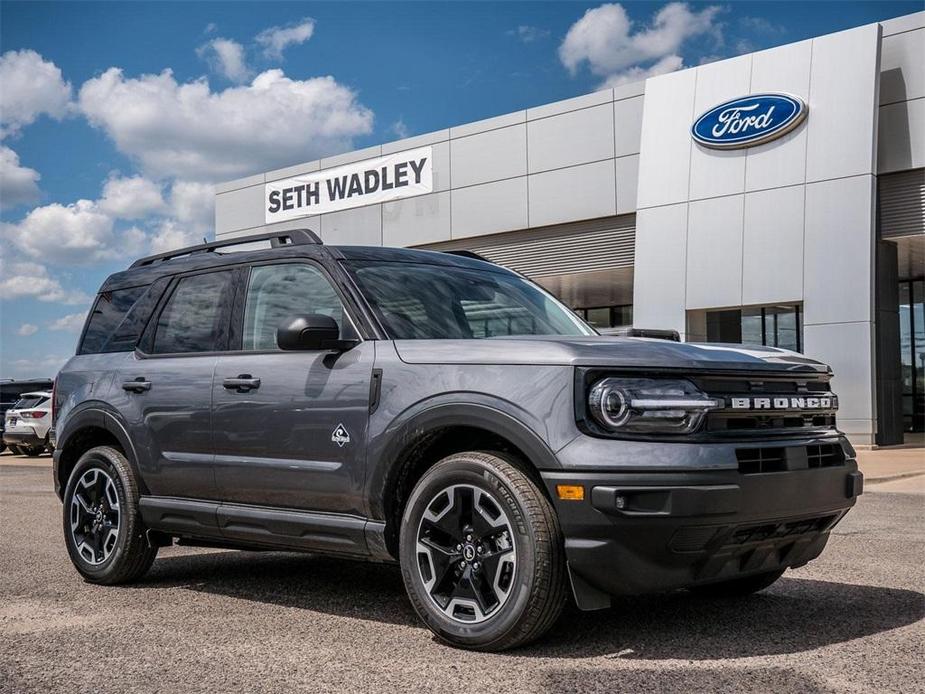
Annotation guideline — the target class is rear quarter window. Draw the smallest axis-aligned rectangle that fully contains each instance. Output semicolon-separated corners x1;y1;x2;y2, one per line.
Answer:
79;285;149;354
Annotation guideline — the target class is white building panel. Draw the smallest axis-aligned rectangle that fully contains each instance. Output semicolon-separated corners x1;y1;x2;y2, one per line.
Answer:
633;203;688;336
382;191;451;247
685;195;744;309
742;185;805;306
805;24;881;183
803;175;875;325
527;160;616;228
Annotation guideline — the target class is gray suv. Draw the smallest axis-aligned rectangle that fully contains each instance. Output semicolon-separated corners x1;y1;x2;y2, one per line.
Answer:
52;229;862;651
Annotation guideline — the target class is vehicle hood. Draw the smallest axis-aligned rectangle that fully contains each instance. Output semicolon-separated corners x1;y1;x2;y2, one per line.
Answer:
393;336;830;375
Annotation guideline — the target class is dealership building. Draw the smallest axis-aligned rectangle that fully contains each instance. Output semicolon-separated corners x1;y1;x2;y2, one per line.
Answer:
215;12;924;447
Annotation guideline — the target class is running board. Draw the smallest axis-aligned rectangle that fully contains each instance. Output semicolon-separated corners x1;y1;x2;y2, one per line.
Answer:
139;496;373;558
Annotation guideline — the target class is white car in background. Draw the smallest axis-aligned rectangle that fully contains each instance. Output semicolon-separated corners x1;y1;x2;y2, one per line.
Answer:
3;391;53;457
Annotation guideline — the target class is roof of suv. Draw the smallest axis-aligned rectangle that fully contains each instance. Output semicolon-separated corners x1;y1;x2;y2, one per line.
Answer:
100;230;512;292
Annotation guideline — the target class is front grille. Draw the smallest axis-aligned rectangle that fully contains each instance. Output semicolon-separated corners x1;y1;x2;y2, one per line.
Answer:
736;447;787;474
728;514;838;546
736;444;845;474
691;374;838;437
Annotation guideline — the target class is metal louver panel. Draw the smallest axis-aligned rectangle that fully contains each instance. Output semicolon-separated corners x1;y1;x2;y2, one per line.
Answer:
423;215;635;278
879;168;924;238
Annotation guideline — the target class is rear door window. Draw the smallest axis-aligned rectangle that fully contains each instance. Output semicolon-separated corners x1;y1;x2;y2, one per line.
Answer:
152;271;234;354
79;286;148;354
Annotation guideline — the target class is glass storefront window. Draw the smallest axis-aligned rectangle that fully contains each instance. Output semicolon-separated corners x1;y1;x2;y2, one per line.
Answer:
576;305;634;329
899;279;925;432
700;304;803;352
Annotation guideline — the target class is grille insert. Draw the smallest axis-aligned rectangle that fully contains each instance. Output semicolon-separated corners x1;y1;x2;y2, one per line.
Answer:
728;515;837;546
736;444;845;474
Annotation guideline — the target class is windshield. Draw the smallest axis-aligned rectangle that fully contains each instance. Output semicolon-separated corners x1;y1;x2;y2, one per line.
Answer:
345;260;595;339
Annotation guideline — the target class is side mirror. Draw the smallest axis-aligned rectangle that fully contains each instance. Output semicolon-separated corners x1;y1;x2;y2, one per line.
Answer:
277;314;355;351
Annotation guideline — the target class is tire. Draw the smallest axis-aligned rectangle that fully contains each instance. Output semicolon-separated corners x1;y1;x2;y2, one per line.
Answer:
62;445;158;584
399;451;567;651
0;443;5;454
689;569;785;598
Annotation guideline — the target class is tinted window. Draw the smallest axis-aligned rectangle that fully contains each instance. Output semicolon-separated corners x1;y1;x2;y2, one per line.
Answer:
243;264;346;350
79;286;148;354
346;261;593;339
12;396;47;409
153;271;233;354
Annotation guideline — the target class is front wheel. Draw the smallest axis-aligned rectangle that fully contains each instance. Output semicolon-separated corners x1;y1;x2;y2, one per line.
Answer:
62;445;158;584
399;451;567;651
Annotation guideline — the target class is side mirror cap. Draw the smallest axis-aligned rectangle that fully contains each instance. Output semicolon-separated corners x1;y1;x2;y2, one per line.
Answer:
277;314;356;351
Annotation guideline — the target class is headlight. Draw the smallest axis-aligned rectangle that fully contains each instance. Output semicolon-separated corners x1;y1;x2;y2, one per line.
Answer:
588;378;721;435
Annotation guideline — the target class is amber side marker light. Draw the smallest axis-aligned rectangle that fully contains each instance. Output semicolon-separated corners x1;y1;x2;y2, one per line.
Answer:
556;484;585;501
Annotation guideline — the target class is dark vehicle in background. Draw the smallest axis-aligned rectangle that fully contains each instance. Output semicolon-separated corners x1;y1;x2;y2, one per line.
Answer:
51;230;862;651
1;379;53;454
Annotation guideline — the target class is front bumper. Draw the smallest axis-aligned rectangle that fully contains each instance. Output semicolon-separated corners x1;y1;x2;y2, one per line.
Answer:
541;455;861;608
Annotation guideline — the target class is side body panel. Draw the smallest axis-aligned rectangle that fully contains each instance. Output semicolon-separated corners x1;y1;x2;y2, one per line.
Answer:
211;343;375;515
114;352;218;498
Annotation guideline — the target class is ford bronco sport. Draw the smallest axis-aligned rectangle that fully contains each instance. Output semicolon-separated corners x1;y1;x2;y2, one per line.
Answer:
52;229;862;651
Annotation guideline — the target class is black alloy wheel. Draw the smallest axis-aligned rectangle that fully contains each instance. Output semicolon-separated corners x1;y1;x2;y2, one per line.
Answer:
399;451;567;651
415;483;517;623
62;446;158;584
69;467;122;566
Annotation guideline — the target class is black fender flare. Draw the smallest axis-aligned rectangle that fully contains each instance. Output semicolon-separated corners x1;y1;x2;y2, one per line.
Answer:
54;403;146;498
366;401;562;522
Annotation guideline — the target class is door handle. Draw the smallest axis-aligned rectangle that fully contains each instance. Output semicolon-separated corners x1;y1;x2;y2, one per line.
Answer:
223;375;261;392
122;378;152;393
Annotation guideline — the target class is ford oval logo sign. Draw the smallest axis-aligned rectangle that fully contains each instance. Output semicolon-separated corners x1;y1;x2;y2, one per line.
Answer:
691;93;808;149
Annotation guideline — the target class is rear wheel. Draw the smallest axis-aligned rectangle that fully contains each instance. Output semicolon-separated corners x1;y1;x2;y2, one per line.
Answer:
62;445;157;584
689;569;785;597
399;451;567;651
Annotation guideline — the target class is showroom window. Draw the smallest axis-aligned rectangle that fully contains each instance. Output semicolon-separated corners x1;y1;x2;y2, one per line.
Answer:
691;304;803;352
575;305;633;330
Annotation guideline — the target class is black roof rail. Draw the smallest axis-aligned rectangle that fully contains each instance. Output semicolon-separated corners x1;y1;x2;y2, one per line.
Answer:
441;249;493;264
129;229;322;269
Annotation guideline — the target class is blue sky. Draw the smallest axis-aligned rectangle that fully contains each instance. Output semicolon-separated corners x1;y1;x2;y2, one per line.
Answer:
0;1;920;378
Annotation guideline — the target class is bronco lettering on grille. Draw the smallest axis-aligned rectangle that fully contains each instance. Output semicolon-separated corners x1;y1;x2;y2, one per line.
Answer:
729;396;835;410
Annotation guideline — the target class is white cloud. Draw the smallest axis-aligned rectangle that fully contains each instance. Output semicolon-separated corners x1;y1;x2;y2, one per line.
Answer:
78;67;374;181
0;50;72;137
16;323;38;336
149;219;204;255
197;38;251;84
169;180;214;233
256;19;316;60
3;199;116;265
0;260;90;305
509;25;551;43
99;175;166;219
600;54;684;88
389;118;410;140
559;2;721;85
48;311;88;332
0;145;41;209
204;22;218;35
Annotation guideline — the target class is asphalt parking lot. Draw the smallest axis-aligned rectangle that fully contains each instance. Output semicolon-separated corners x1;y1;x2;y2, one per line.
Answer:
1;451;922;694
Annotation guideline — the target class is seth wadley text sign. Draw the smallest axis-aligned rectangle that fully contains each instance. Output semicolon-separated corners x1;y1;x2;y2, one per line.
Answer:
265;146;433;224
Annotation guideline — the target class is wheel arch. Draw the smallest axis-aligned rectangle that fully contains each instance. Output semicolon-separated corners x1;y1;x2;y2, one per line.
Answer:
54;405;145;499
368;403;561;559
